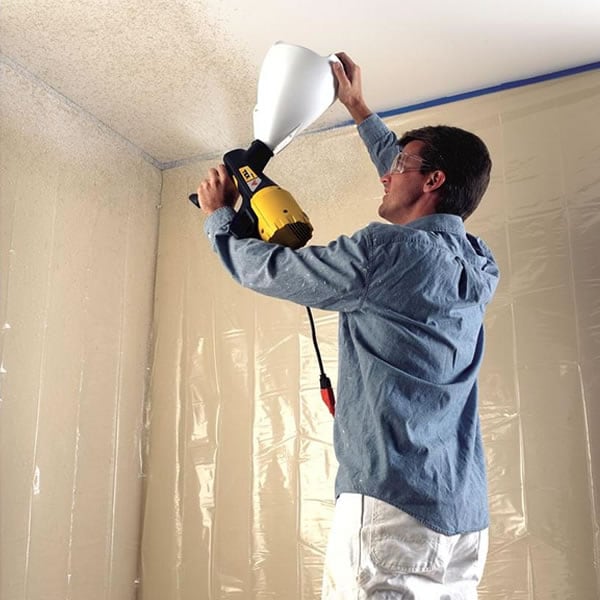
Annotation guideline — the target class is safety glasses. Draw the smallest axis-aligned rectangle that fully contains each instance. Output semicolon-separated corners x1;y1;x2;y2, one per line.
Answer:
388;150;434;175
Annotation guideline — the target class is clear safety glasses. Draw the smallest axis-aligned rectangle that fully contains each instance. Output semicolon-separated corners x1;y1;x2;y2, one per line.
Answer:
388;150;433;175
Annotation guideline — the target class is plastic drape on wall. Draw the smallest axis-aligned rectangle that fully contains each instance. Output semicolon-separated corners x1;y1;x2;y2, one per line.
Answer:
0;60;161;599
144;69;600;599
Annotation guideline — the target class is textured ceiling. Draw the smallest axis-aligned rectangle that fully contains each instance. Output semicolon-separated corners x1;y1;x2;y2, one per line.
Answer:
2;0;600;168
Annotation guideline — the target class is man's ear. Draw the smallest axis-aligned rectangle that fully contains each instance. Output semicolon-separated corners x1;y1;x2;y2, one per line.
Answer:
424;170;446;192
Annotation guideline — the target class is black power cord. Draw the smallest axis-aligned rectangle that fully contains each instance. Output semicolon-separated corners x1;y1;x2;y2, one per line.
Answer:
306;306;335;416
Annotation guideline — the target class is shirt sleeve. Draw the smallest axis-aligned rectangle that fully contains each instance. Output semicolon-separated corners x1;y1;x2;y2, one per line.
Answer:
204;207;371;312
357;113;399;177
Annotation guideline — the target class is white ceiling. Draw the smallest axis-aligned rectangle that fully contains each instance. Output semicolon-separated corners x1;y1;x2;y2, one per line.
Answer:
2;0;600;168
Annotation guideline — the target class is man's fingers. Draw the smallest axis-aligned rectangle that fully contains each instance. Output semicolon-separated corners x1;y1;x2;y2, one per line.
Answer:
217;164;229;179
335;52;352;68
335;52;357;77
198;167;222;193
332;61;348;86
207;167;220;184
195;163;238;215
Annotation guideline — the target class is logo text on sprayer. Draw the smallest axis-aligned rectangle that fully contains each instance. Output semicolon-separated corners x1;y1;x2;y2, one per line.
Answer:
240;166;262;192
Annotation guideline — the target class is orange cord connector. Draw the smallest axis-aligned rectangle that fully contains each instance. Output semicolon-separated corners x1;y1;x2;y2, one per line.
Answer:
320;374;335;416
307;306;335;417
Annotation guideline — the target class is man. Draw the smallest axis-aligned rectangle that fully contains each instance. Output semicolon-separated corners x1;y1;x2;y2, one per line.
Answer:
197;53;499;599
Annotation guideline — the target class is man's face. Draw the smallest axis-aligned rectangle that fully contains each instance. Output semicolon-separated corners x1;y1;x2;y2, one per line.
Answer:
378;140;432;225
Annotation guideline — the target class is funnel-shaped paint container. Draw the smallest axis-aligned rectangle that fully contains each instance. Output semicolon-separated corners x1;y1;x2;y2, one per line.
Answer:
253;42;340;155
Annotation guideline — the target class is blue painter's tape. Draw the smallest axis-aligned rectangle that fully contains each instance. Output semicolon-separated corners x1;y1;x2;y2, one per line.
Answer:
329;60;600;130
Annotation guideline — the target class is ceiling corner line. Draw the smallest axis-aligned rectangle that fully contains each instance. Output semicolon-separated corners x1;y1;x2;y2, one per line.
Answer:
0;52;163;171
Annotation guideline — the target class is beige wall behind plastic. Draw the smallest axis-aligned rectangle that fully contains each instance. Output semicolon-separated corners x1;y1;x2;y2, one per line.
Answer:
143;68;600;600
0;60;161;598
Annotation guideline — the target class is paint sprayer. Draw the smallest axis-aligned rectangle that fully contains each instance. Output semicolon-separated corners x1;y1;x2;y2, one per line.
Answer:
189;41;340;248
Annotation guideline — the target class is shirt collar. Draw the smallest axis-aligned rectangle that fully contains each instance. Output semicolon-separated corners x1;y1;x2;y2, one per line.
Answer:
405;214;465;235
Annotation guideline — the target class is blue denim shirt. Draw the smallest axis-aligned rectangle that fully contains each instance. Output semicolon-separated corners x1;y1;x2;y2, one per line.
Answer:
204;115;499;535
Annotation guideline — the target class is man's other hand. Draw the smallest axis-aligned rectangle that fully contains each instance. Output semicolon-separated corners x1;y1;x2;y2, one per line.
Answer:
333;52;373;125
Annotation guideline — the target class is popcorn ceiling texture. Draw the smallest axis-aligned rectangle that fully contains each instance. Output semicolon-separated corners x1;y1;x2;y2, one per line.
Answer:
0;0;257;164
2;0;599;166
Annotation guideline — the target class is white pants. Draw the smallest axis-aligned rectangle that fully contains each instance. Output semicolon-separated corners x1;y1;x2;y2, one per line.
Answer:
321;493;488;599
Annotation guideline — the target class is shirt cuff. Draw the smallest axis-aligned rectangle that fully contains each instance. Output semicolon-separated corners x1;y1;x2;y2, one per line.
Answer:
203;206;236;244
357;113;394;149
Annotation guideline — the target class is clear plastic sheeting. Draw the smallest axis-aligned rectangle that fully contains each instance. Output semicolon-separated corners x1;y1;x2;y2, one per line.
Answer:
142;70;600;599
0;61;161;599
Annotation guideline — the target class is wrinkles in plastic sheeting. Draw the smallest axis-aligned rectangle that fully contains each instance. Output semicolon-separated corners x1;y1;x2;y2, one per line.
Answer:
0;62;161;599
142;201;341;598
145;71;600;599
